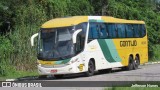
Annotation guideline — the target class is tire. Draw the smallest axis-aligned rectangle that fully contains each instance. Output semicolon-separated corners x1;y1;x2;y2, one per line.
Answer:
127;56;134;70
84;60;95;77
133;56;140;70
54;74;64;79
122;56;134;71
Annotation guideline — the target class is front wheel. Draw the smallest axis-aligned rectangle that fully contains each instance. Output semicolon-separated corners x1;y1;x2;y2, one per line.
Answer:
127;56;134;70
84;60;95;77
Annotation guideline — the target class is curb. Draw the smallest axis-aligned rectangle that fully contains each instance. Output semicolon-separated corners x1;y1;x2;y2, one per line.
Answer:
6;79;17;81
144;61;160;65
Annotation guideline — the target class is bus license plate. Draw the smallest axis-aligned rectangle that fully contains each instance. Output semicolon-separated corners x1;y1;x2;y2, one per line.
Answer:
50;69;57;73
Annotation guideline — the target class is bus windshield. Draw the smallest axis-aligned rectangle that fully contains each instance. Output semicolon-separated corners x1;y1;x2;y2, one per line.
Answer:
38;26;75;60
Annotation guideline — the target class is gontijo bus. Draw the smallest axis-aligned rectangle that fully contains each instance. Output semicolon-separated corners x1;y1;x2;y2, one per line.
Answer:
31;16;148;78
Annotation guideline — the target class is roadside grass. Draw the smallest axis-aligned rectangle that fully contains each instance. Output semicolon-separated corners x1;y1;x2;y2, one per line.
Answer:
0;70;38;81
149;44;160;62
105;87;160;90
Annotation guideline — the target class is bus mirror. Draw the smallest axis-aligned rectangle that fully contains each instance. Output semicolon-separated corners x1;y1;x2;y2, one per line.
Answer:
31;33;38;46
72;29;82;43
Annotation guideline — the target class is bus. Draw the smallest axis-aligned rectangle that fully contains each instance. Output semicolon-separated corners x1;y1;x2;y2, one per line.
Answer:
31;16;148;78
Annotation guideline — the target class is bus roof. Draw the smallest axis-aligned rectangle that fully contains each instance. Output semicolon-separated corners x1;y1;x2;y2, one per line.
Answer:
102;16;145;24
41;16;145;28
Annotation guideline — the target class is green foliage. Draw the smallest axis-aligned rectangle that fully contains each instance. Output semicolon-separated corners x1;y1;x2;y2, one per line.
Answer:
0;36;14;76
0;0;94;77
151;44;160;61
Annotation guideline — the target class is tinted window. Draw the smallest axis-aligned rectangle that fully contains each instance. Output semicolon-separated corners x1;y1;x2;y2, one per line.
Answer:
107;24;117;38
88;23;146;40
133;24;140;37
140;24;146;37
126;24;134;38
75;23;87;52
88;23;99;39
76;22;87;36
99;23;107;38
117;24;126;38
88;23;108;39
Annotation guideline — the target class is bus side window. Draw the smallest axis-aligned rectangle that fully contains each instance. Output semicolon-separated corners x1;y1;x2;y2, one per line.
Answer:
99;23;107;38
140;24;146;37
76;33;85;54
113;24;118;38
126;24;134;38
88;23;99;39
117;24;126;38
133;24;140;38
75;23;87;52
107;24;112;38
88;26;93;39
108;24;116;38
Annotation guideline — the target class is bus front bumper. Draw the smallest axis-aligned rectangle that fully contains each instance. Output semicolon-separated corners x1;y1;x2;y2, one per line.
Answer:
37;64;79;75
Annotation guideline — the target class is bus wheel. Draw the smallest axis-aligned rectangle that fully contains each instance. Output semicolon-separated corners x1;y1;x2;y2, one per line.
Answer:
127;56;134;70
54;74;64;79
84;60;95;77
133;56;140;70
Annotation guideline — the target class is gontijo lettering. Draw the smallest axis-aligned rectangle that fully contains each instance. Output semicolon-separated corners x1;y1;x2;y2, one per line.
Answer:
120;40;137;47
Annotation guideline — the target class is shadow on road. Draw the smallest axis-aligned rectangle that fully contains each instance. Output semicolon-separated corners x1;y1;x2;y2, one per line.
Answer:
15;67;142;81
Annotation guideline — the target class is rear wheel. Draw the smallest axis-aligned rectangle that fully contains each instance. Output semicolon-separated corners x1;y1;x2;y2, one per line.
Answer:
84;60;95;77
133;56;140;70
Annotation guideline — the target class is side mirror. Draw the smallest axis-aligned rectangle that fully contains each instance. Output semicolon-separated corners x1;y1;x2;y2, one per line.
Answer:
72;29;82;43
31;33;39;46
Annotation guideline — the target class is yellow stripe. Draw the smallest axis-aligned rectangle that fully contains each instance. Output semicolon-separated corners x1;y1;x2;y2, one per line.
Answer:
42;16;145;29
102;16;145;24
38;60;55;65
41;16;88;28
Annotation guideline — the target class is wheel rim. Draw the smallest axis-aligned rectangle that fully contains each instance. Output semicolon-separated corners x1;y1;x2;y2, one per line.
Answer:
134;58;139;68
129;57;134;70
129;62;133;70
88;62;94;74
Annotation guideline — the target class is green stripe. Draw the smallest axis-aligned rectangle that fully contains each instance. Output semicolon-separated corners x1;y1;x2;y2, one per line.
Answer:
89;19;104;22
98;39;122;63
61;58;71;64
55;58;71;64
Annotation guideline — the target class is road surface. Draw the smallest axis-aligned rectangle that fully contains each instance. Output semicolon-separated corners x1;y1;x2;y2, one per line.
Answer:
33;63;160;81
8;63;160;90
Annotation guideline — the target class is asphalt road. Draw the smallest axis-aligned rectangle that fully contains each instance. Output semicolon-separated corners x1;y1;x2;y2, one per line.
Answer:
5;63;160;90
36;63;160;81
14;63;160;81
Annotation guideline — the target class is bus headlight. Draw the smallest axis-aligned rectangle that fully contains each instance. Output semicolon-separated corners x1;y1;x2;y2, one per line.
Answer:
36;60;40;65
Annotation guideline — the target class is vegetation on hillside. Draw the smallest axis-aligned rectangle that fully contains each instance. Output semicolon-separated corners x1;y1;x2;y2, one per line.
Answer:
0;0;160;77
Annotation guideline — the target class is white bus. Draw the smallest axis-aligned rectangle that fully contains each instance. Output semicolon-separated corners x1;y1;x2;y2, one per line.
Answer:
31;16;148;78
